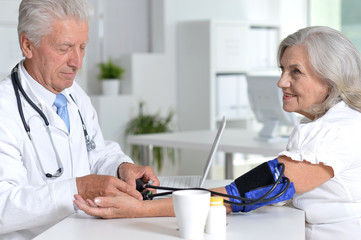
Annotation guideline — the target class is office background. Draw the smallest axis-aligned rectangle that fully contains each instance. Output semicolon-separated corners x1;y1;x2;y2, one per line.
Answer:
1;0;360;177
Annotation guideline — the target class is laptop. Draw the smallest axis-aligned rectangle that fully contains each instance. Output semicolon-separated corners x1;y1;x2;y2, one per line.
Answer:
158;116;226;190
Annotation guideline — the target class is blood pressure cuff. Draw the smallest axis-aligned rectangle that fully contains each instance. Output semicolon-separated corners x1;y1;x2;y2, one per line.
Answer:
225;158;295;212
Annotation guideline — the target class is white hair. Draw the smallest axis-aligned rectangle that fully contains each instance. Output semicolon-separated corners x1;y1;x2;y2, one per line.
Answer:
18;0;94;47
278;26;361;118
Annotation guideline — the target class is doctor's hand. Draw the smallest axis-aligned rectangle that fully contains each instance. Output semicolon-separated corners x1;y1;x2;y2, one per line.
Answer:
76;174;143;201
117;163;160;192
73;193;174;219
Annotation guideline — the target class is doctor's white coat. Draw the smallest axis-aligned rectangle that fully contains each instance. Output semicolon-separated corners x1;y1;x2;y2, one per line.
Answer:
0;62;133;239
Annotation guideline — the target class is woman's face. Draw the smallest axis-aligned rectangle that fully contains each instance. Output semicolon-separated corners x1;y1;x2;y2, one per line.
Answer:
278;45;329;120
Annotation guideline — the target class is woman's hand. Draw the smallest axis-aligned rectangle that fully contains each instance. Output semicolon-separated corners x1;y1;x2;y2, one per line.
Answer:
74;192;145;218
74;193;174;219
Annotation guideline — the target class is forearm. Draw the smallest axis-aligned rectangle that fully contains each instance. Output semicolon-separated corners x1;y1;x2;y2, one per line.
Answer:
143;188;234;217
74;193;174;219
210;187;233;213
141;197;175;217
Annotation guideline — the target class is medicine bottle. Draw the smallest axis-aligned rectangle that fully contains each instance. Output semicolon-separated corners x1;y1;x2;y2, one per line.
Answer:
205;196;226;235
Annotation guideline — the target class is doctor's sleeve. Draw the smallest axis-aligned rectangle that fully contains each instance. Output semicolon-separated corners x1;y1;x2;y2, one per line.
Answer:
81;100;133;177
0;109;76;234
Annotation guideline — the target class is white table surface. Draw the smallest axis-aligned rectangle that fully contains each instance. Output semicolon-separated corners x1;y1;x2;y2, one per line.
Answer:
34;180;305;240
127;129;287;156
34;206;304;240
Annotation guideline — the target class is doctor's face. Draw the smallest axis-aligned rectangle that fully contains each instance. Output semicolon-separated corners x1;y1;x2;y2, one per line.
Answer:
278;45;329;120
22;18;89;94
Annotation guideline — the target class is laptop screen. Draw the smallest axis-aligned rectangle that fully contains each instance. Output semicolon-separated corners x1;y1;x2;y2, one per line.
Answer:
199;116;226;187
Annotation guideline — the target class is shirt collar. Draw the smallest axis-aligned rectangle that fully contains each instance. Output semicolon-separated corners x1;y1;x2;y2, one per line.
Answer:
300;101;346;124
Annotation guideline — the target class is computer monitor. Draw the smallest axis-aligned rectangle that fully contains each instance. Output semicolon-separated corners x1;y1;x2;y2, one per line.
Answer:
246;74;298;142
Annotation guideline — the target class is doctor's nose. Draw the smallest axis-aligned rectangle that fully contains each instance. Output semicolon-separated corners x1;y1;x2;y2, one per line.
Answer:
68;48;83;70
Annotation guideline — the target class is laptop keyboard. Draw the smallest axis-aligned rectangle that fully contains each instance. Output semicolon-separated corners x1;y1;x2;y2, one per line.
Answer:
159;175;201;189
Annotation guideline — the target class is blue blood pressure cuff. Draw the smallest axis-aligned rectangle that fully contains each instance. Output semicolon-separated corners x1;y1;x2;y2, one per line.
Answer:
225;158;295;212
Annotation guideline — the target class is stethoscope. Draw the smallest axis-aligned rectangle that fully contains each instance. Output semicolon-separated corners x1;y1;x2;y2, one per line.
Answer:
11;63;96;178
136;162;290;207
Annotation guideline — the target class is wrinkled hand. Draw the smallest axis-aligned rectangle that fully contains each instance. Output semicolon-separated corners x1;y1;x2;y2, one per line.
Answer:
76;174;142;201
74;193;144;218
74;193;175;219
118;163;160;191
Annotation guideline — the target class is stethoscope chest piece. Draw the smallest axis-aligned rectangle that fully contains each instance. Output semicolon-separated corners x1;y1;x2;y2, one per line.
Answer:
86;139;96;151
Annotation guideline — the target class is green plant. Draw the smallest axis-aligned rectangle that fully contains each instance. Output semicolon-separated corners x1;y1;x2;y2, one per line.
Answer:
97;58;125;80
125;102;175;171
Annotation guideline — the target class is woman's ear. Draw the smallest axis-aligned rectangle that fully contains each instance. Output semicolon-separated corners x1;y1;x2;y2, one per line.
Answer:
20;32;34;58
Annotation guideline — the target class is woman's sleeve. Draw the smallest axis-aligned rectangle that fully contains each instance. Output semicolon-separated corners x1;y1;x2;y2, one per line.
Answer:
278;121;353;175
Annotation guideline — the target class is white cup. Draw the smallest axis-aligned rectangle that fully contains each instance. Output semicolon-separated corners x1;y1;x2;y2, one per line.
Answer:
173;190;210;239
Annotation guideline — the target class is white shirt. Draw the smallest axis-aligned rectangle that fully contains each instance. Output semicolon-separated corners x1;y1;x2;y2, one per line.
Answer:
279;101;361;240
0;62;133;240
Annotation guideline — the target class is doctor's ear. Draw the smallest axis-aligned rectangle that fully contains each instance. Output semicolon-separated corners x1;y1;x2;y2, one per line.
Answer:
20;32;35;59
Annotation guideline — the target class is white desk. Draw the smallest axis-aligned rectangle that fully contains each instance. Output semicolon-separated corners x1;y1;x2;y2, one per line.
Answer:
127;129;287;178
34;180;305;240
34;207;304;240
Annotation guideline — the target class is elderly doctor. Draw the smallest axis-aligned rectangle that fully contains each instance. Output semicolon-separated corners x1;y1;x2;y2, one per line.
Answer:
0;0;159;239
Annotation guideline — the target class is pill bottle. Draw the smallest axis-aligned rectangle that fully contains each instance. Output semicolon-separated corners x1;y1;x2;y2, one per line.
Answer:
205;196;226;235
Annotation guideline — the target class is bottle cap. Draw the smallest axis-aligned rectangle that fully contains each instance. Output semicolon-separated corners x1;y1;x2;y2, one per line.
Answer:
210;196;224;206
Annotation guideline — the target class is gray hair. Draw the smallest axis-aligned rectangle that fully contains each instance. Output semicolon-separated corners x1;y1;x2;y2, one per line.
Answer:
278;26;361;118
18;0;94;47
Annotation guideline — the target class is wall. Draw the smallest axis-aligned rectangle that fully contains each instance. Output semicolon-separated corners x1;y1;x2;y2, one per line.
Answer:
0;0;22;80
84;0;308;119
0;0;308;117
86;0;150;94
0;0;308;175
147;0;308;175
150;0;308;122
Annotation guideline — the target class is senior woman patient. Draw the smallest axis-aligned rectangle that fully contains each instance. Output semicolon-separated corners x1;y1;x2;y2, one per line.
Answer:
75;26;361;240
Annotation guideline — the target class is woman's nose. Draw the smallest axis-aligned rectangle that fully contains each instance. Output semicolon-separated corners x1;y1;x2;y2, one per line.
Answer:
277;73;290;88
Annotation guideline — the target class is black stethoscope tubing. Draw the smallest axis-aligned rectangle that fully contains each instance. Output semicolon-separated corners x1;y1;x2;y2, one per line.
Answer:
12;64;63;178
141;163;290;206
68;94;96;151
12;64;49;134
11;63;96;178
